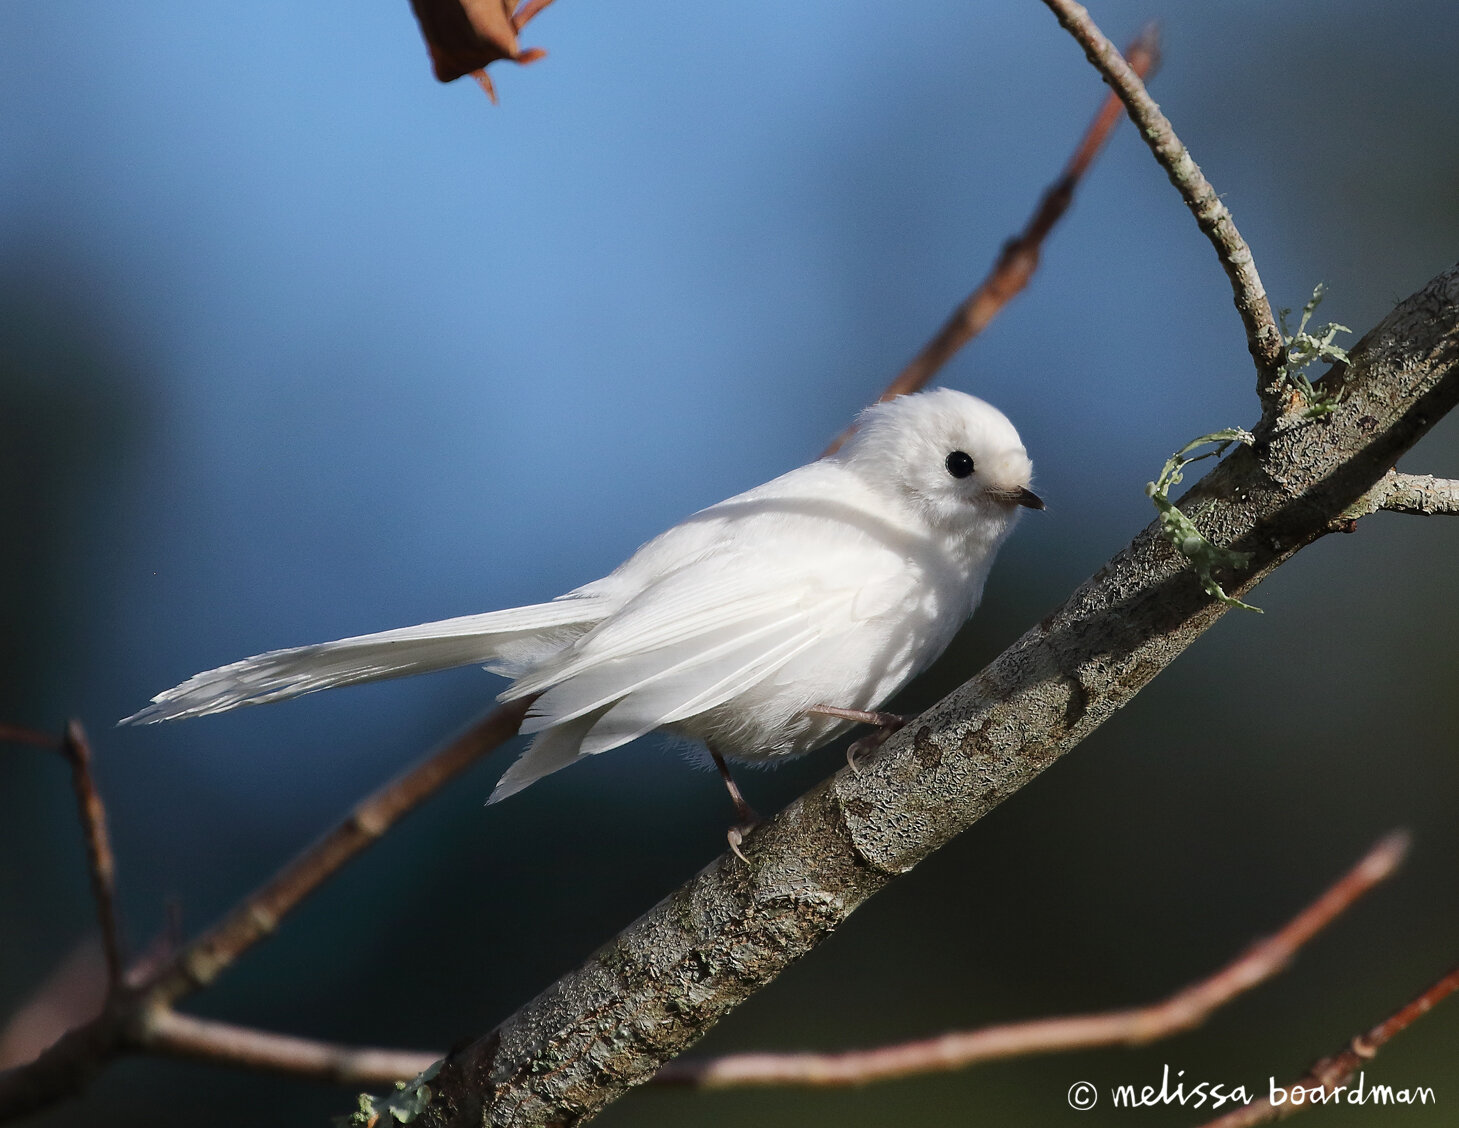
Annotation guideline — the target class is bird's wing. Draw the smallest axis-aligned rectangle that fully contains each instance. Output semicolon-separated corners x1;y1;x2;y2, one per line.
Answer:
486;615;827;803
572;620;826;756
503;562;810;700
500;540;907;755
121;596;609;724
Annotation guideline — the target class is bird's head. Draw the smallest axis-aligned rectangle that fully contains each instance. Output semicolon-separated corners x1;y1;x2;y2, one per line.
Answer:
838;387;1043;535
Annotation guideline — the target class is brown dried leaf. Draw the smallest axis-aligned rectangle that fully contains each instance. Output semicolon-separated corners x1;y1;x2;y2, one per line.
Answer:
408;0;549;89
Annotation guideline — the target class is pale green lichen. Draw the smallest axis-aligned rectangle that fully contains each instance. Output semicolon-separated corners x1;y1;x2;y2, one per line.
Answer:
1145;429;1261;613
1277;283;1351;418
336;1062;441;1127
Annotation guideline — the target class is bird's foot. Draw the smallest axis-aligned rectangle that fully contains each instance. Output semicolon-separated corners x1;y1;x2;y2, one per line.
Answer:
809;705;906;774
726;818;760;865
712;749;759;863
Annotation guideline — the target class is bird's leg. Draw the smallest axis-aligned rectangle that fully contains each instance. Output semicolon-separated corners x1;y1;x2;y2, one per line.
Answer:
711;749;758;863
808;704;906;773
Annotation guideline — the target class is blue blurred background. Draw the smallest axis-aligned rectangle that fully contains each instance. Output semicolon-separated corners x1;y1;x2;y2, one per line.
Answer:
3;1;1457;1125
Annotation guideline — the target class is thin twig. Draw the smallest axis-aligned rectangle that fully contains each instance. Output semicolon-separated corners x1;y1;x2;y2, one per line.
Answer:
1039;0;1285;399
1331;472;1459;530
652;833;1408;1088
142;1009;438;1087
1350;472;1459;520
1379;475;1459;515
61;722;124;990
821;25;1160;457
1195;963;1459;1128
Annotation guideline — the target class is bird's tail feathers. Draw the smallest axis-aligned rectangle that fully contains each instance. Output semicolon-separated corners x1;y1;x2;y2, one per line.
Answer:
486;706;610;804
121;598;605;725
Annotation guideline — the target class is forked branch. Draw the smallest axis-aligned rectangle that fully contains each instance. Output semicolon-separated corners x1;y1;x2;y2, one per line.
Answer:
0;700;531;1114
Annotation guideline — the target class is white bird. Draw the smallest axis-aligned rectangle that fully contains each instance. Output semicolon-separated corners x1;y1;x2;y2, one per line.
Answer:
123;388;1041;837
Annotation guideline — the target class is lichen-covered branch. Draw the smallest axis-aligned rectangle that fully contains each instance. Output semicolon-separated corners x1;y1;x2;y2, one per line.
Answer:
650;833;1406;1088
1038;0;1285;397
413;265;1459;1127
1340;472;1459;521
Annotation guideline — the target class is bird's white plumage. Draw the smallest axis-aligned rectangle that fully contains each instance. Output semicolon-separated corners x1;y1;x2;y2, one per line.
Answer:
123;389;1039;803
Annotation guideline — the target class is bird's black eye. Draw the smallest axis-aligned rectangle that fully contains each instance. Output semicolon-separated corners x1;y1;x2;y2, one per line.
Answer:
945;450;975;479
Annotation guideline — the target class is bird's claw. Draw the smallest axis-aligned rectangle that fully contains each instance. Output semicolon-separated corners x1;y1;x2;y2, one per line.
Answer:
810;705;906;773
727;821;757;865
846;735;878;774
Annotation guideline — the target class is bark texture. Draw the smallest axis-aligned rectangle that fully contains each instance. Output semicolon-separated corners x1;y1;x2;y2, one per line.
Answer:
418;265;1459;1128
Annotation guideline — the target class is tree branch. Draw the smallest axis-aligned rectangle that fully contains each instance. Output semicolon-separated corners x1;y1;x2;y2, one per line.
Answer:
1195;963;1459;1128
822;25;1160;456
409;265;1459;1127
1340;471;1459;522
1038;0;1285;398
650;833;1407;1088
141;1010;437;1087
59;723;125;991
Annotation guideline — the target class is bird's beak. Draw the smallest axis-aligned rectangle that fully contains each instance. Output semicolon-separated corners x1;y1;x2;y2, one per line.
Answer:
989;486;1045;510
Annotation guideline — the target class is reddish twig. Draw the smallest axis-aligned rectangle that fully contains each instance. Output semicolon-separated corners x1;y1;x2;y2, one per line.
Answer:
1196;962;1459;1128
1039;0;1285;399
652;833;1409;1088
60;722;125;990
142;1009;437;1086
821;26;1159;456
3;720;128;987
